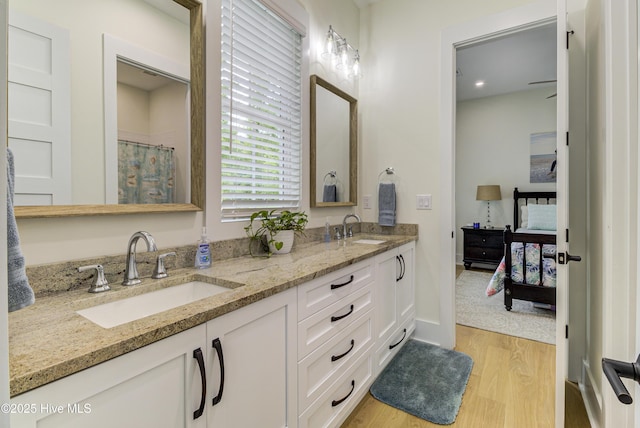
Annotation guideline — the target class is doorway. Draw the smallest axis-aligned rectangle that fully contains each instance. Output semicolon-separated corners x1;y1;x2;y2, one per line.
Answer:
454;23;557;345
438;2;568;426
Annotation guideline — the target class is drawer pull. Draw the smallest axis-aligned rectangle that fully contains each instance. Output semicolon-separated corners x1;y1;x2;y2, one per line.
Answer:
332;380;355;407
192;348;206;420
389;328;407;350
331;339;355;362
331;275;354;290
331;304;354;322
211;338;225;406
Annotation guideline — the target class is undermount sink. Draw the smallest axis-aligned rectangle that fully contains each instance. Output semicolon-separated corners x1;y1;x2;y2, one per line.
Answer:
77;281;230;328
352;239;386;245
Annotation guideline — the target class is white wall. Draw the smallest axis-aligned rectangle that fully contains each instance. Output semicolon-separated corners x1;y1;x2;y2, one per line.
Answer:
16;0;360;266
358;0;539;329
455;88;556;261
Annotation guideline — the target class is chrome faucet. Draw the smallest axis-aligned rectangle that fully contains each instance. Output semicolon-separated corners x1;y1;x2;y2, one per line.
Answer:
342;214;361;238
123;231;158;286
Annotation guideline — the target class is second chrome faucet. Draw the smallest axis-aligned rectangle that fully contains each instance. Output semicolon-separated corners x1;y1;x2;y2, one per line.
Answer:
123;231;158;286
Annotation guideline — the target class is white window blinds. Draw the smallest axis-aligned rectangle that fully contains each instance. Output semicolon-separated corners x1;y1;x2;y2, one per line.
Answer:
221;0;303;220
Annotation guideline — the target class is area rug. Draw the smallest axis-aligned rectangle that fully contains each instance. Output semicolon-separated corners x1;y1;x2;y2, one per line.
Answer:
369;339;473;425
456;270;556;344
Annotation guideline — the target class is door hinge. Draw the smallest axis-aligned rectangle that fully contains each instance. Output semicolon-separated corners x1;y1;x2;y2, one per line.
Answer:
566;131;569;146
566;325;569;339
452;231;454;239
566;30;574;49
566;228;569;243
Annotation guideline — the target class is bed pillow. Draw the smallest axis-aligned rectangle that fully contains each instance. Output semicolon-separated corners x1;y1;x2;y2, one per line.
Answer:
520;205;528;228
527;204;556;230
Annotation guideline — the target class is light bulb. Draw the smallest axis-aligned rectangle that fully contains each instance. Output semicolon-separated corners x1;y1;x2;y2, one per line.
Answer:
322;28;336;58
349;51;362;79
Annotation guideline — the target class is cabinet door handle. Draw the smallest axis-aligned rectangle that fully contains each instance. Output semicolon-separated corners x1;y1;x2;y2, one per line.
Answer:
399;254;406;280
331;339;355;362
331;275;354;290
331;304;354;322
211;338;225;406
193;348;206;420
389;328;407;350
331;380;355;407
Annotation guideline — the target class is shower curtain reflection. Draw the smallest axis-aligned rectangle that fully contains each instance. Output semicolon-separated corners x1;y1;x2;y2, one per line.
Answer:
118;140;175;204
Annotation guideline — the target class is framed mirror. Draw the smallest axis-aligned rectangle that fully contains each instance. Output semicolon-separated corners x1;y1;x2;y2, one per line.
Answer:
9;0;204;218
310;75;357;207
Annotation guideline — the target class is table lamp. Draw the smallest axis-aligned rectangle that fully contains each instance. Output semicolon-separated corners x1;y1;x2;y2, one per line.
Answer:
476;185;501;229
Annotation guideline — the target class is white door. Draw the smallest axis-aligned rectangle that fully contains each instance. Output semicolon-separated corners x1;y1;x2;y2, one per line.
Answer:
554;2;571;427
8;10;71;205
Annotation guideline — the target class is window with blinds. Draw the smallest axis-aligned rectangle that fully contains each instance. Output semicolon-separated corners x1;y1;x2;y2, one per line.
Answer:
221;0;303;221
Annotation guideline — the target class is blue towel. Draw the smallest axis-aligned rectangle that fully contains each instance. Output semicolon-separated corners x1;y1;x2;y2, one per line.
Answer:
322;184;337;202
378;182;396;226
7;149;34;312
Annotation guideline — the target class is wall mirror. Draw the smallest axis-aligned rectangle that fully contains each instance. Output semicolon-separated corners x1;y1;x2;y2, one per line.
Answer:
8;0;204;218
310;75;357;207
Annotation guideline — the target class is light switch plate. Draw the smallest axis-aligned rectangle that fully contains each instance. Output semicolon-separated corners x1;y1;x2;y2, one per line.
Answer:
416;194;432;210
363;195;372;209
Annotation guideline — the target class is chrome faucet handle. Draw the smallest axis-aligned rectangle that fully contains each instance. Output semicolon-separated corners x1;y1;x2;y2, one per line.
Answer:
347;225;353;238
334;227;342;240
152;252;177;279
78;264;111;293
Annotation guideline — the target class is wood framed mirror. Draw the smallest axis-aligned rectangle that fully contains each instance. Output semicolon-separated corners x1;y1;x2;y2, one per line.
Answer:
310;75;357;207
10;0;204;218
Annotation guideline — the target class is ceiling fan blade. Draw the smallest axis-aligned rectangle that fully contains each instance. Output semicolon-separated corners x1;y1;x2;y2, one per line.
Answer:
529;80;557;85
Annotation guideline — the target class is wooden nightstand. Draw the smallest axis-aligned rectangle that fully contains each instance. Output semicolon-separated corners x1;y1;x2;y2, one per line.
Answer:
461;226;503;269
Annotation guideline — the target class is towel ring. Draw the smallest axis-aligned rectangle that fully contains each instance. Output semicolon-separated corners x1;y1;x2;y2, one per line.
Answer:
323;171;338;185
378;167;398;184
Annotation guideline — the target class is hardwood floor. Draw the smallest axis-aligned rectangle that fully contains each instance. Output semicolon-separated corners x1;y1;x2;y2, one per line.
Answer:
341;325;556;427
341;266;591;427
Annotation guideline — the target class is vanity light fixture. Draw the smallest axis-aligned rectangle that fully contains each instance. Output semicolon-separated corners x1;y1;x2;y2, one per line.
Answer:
323;25;362;79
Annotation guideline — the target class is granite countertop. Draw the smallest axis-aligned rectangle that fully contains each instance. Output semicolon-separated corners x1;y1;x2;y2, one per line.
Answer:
9;233;416;397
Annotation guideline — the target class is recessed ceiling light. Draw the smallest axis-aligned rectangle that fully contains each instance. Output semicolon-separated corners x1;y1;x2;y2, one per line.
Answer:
475;80;485;87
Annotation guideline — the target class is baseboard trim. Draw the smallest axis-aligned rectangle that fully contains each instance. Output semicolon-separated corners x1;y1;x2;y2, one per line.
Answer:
412;318;454;348
581;358;602;428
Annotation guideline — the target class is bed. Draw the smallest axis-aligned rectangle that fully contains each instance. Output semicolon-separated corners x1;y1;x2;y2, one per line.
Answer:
485;187;557;311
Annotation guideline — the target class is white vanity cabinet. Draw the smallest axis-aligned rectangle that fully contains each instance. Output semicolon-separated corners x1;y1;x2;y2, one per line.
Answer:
374;242;416;375
10;288;297;428
297;259;376;428
10;324;209;428
205;288;297;428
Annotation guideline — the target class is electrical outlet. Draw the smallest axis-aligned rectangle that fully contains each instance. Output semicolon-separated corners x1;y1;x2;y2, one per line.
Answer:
363;195;372;209
416;194;432;210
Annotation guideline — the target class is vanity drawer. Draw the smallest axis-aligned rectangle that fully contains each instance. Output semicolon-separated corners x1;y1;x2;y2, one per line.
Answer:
298;284;373;358
298;310;373;410
374;316;416;377
297;259;373;321
298;351;373;428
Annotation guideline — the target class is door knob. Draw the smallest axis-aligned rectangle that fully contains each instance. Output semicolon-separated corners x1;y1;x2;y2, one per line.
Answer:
557;252;582;264
602;355;640;404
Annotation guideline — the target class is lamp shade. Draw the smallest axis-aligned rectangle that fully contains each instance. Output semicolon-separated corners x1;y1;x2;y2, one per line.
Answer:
476;185;501;201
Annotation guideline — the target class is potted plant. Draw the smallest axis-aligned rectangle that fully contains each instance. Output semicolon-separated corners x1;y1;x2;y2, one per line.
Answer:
244;209;309;256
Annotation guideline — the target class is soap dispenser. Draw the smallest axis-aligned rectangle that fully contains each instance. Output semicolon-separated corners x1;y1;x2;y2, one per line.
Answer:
195;227;211;269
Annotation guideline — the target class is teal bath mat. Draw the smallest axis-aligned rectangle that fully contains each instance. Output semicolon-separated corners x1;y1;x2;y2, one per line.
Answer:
370;340;473;425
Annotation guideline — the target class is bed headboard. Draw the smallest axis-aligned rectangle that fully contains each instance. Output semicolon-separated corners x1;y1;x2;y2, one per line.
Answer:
513;187;557;229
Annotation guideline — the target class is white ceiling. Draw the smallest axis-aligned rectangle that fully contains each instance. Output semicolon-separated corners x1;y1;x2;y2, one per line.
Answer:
455;23;557;101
